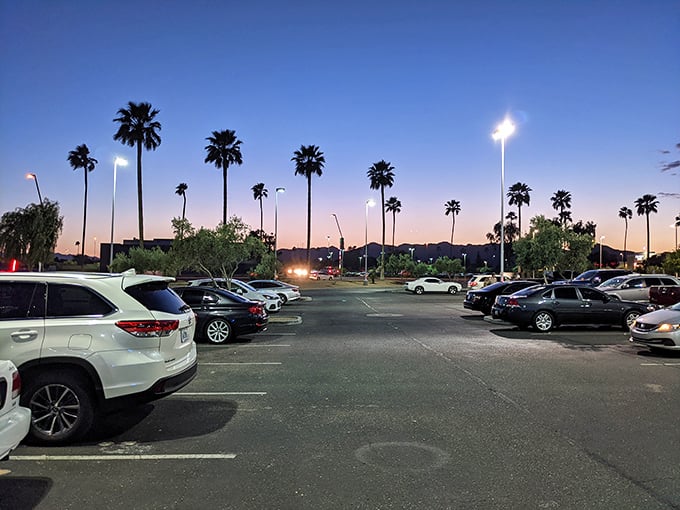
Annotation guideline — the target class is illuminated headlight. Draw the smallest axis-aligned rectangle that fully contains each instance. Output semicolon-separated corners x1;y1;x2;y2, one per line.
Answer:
657;323;680;333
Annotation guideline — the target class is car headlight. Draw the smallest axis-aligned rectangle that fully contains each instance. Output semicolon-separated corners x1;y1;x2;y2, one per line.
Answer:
657;323;680;333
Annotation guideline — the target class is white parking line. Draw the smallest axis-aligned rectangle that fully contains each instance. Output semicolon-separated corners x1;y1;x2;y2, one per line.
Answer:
641;363;680;366
201;362;282;365
175;392;267;396
200;344;291;348
11;454;236;461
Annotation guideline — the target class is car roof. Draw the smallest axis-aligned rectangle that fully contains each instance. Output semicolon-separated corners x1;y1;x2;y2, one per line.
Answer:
0;269;174;288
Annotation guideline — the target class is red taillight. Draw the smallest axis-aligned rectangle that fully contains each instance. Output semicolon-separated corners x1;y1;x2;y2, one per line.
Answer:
11;370;21;399
507;297;519;307
470;282;477;287
116;320;179;337
248;305;264;315
9;259;19;272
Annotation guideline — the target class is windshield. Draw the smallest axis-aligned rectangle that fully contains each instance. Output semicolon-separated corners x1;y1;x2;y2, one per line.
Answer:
598;277;626;288
573;270;597;281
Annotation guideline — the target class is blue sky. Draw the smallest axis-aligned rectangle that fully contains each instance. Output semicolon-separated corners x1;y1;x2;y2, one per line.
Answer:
1;0;678;257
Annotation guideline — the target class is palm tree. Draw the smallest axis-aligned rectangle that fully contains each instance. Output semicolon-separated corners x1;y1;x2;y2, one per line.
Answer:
367;160;395;280
507;182;531;237
113;101;162;248
175;183;188;238
444;199;461;257
67;144;98;259
618;206;632;268
384;196;402;249
634;194;659;262
292;145;325;267
251;182;268;233
675;213;680;250
204;129;243;225
551;189;572;229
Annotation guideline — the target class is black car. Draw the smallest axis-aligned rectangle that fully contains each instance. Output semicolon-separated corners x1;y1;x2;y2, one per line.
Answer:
491;283;654;332
569;269;632;287
463;280;538;315
174;286;268;344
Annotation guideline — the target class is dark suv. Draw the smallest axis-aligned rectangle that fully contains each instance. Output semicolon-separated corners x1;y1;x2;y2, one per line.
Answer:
570;269;632;287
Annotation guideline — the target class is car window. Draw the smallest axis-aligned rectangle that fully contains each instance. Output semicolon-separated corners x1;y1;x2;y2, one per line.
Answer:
553;287;579;300
518;285;546;297
659;277;679;285
125;281;188;314
47;284;114;317
0;281;45;319
176;288;203;305
642;277;660;287
627;278;645;288
579;287;606;301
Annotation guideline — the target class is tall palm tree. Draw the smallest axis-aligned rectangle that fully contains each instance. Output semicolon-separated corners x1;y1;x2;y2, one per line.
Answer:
204;129;243;225
675;213;680;250
67;144;98;259
367;160;395;280
634;194;659;262
618;206;632;268
551;189;572;229
507;182;531;237
292;145;325;267
444;199;461;257
175;183;188;238
113;101;162;248
251;182;268;233
384;196;402;249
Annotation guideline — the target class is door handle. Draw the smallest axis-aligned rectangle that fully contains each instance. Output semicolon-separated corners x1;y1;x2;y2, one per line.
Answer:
11;329;39;341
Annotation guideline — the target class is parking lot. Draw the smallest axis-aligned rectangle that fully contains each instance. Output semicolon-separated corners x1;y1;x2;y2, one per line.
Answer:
1;285;679;509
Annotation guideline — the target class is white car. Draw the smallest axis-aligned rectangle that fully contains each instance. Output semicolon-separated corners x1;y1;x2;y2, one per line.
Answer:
467;274;499;289
0;270;197;444
404;277;462;295
187;278;282;312
248;280;301;304
0;360;31;460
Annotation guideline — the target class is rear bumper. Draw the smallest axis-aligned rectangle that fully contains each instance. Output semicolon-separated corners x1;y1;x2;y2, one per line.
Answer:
0;405;31;459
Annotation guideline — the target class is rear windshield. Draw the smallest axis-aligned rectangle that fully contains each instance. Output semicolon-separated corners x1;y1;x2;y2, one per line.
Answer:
573;270;597;281
514;285;547;297
125;281;189;314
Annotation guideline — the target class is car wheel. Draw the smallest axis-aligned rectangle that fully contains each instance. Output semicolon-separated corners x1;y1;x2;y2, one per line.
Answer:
22;370;95;444
532;311;554;332
623;310;641;331
414;286;424;295
447;286;458;295
206;318;232;344
277;293;288;304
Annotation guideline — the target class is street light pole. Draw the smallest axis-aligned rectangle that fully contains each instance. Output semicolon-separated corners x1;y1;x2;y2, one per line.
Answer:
492;118;515;282
331;213;344;277
26;173;43;206
364;199;375;285
599;235;605;267
274;187;285;279
110;157;128;268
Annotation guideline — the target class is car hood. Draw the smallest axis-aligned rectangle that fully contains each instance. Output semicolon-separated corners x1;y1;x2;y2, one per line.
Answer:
638;308;680;325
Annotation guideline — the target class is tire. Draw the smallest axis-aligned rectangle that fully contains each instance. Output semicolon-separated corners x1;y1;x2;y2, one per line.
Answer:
22;370;95;444
277;293;288;304
447;286;458;295
623;310;641;331
414;286;424;295
206;318;232;344
532;311;555;332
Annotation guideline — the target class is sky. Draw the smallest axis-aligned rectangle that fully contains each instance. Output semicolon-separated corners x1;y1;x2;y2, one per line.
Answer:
1;0;678;259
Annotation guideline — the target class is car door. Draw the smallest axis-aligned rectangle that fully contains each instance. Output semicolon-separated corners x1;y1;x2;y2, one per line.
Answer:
578;287;613;324
423;278;442;292
551;286;582;324
0;281;46;368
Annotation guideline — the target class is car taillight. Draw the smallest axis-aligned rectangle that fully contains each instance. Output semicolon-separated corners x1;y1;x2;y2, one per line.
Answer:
248;305;263;315
470;282;477;287
116;320;179;337
11;371;21;399
507;297;519;307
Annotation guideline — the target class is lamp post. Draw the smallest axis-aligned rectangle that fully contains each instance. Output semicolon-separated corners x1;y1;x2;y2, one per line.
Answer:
408;247;415;260
462;252;467;272
109;157;128;268
26;173;43;206
599;235;605;267
331;213;344;277
364;199;376;285
274;187;285;279
492;118;515;281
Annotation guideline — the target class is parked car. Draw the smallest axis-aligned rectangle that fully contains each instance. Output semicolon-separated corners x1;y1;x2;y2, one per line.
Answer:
0;360;31;460
569;269;632;287
649;285;680;307
597;274;680;302
405;277;462;295
248;279;301;304
629;302;680;352
187;278;282;313
174;286;268;344
309;269;334;280
467;274;499;289
0;270;198;444
490;283;654;332
464;280;538;315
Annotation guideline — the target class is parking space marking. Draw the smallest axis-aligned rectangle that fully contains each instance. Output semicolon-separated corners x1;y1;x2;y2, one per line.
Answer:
11;454;236;461
201;362;282;365
641;362;680;366
200;344;291;348
175;392;267;396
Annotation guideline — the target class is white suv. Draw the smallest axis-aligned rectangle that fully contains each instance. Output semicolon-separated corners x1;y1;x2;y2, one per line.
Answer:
0;360;31;459
0;270;197;444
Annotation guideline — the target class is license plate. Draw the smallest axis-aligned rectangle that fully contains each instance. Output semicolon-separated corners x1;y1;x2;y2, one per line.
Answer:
180;328;190;343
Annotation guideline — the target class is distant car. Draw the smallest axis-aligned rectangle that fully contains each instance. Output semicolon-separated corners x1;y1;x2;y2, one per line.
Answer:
467;274;499;289
629;302;680;352
174;287;268;344
309;269;334;280
0;360;31;460
464;280;538;315
491;283;654;332
248;280;301;304
405;277;462;295
187;278;282;313
569;269;632;287
597;274;680;302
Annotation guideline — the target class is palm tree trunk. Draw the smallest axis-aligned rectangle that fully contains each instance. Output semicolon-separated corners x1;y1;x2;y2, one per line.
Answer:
306;176;312;267
380;187;385;280
136;142;144;248
646;213;650;262
450;217;454;257
623;220;628;268
518;206;522;238
259;199;264;233
391;212;396;250
81;169;88;264
222;166;228;225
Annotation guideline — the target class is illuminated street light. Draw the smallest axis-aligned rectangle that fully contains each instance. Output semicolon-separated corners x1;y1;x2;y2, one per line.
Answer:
26;173;43;206
274;187;285;279
109;157;128;268
599;235;605;267
492;118;515;281
408;247;415;260
462;252;467;272
364;199;376;285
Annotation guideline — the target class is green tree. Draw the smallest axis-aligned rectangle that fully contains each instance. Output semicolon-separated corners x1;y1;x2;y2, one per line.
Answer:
551;189;572;229
662;249;680;276
385;253;415;277
385;196;402;249
292;144;325;267
367;160;395;280
618;206;632;268
444;199;461;257
113;101;162;248
634;194;659;262
507;182;531;237
433;256;464;278
110;247;170;274
67;144;98;260
0;200;63;270
175;183;188;238
251;182;268;233
204;129;243;225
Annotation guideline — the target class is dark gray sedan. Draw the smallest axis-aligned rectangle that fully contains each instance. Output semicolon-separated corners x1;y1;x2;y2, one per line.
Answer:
492;284;655;332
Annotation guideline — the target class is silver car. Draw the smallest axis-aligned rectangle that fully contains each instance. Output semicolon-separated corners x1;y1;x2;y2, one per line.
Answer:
597;274;680;302
630;302;680;351
187;278;282;313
